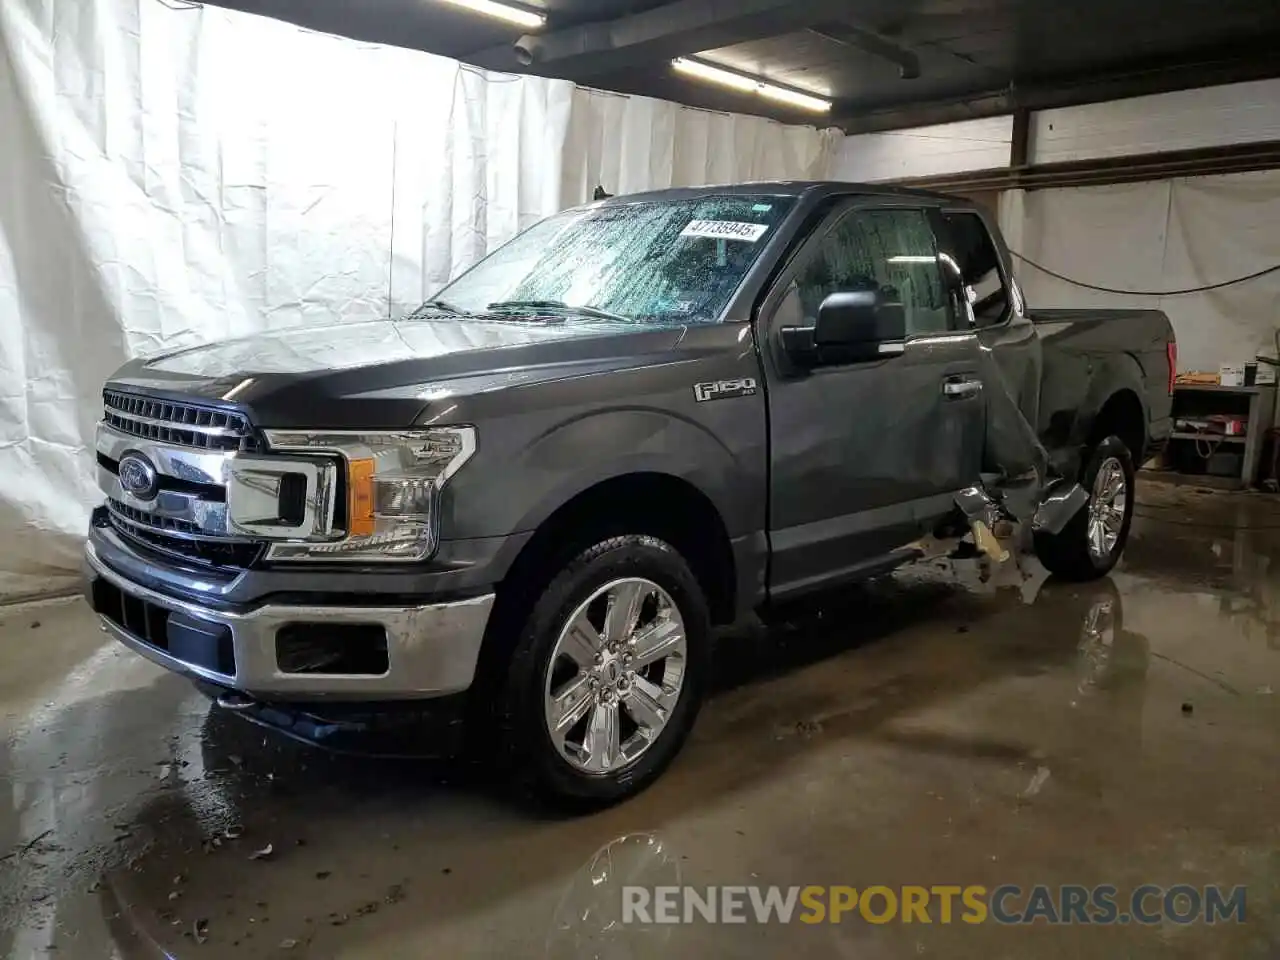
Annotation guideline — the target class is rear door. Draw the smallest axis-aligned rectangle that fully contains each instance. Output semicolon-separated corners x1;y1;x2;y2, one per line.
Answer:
760;197;986;599
937;207;1044;430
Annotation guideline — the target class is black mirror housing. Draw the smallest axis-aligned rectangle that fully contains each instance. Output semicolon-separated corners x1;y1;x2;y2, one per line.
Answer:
815;290;905;346
780;289;906;367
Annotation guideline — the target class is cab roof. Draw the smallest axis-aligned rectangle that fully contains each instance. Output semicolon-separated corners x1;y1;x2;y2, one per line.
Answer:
594;181;961;206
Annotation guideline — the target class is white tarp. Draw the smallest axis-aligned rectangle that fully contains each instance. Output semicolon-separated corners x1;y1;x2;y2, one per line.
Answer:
1000;171;1280;373
0;0;839;601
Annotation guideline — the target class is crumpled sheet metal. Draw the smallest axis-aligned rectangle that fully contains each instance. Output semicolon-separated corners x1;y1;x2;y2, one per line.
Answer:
1032;480;1090;535
956;341;1087;539
955;485;1001;530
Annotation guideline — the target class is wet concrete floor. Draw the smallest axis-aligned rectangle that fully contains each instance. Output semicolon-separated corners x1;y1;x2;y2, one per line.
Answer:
1;480;1279;958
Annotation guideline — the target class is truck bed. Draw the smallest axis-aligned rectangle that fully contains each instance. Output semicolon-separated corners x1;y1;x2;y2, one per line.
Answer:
1029;307;1175;468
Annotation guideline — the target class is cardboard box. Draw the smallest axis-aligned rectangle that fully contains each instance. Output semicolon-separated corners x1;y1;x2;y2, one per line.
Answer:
1220;364;1245;387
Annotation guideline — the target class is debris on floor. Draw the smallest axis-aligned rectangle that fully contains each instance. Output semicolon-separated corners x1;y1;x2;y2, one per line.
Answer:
1021;765;1052;799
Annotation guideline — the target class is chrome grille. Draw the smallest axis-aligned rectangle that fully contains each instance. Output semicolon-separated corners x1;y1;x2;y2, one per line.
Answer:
107;497;202;536
111;519;264;570
106;499;261;570
95;392;337;572
102;389;257;452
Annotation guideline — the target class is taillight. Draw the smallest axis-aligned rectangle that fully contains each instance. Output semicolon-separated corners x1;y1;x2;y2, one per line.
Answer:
1167;341;1177;395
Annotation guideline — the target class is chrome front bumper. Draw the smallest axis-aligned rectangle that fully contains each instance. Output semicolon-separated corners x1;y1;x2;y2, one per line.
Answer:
84;541;494;701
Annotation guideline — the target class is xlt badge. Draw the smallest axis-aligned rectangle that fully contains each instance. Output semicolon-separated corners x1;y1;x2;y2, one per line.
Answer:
693;378;758;403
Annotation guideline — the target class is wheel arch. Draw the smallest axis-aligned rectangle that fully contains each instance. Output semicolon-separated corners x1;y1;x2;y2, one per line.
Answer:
467;469;739;746
1089;387;1146;464
498;470;738;628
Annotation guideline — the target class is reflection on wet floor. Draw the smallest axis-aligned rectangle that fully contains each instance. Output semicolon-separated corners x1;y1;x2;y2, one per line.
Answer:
1;481;1279;958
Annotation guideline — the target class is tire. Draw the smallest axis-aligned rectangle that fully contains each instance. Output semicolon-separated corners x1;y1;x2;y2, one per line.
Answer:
495;534;710;808
1034;435;1135;581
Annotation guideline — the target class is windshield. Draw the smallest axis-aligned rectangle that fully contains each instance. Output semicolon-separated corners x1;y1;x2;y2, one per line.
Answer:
425;195;794;325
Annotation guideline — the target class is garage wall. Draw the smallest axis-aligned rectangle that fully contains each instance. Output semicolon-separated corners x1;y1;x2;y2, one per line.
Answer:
1000;171;1280;372
0;0;840;602
832;79;1280;183
832;116;1013;182
1005;80;1280;373
1031;79;1280;164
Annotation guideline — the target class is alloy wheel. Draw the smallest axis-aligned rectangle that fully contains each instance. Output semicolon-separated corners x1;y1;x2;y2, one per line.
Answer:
1087;457;1127;561
543;578;688;774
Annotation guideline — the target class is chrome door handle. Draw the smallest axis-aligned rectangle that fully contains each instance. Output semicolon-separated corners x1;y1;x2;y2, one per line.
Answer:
943;377;983;399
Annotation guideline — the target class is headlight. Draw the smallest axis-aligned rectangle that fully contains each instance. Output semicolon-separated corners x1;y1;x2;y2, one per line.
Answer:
262;427;476;562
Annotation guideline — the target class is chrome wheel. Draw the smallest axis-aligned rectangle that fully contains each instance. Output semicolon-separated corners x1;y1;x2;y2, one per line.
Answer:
544;578;688;775
1087;457;1127;561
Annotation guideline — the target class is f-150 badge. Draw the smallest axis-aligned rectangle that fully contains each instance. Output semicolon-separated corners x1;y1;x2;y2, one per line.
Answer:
693;378;758;402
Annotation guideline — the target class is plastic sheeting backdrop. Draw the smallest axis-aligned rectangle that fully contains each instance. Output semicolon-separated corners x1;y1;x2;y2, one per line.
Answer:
0;0;840;601
998;172;1280;373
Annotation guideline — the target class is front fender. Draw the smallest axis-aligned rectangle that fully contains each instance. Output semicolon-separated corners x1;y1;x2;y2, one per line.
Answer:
508;407;758;538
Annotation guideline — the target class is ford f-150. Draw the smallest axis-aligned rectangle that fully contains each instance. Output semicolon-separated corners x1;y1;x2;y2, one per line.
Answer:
84;182;1175;804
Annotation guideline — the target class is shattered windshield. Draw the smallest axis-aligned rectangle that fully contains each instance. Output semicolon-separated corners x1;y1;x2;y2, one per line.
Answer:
423;195;794;325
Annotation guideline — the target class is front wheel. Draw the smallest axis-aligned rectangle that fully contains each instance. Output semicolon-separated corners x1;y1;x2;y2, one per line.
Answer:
1034;435;1136;580
496;535;709;807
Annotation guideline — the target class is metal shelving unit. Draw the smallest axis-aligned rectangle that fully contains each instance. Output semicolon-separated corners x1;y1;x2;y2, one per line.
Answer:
1144;383;1276;490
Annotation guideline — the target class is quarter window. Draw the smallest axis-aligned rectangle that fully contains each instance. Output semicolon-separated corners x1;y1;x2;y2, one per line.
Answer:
942;211;1009;327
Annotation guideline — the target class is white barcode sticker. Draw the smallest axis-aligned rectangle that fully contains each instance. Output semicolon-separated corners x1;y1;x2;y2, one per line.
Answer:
680;220;769;242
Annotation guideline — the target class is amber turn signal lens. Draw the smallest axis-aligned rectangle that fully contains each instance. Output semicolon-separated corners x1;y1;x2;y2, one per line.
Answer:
347;458;376;536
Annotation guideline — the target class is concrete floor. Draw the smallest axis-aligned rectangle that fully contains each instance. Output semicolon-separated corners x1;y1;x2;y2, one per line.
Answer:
2;481;1279;959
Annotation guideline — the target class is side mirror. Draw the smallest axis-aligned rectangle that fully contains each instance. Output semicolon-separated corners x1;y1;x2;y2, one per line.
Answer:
815;290;904;346
780;289;906;366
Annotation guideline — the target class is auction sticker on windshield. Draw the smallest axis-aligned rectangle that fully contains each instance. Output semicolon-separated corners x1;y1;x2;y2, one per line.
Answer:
680;220;770;242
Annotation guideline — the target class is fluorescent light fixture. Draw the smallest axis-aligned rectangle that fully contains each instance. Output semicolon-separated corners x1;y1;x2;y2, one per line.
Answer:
672;57;831;113
438;0;545;29
672;57;759;93
887;256;940;264
757;84;832;113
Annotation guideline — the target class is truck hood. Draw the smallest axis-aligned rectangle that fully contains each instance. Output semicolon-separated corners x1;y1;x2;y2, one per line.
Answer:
106;316;689;429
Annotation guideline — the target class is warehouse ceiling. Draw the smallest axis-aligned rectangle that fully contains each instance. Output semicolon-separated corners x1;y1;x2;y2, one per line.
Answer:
209;0;1280;132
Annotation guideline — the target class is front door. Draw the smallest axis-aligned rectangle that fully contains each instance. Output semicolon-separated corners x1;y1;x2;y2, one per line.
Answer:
761;199;985;599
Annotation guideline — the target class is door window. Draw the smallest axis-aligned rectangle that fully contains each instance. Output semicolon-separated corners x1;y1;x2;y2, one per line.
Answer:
941;211;1009;327
783;207;950;337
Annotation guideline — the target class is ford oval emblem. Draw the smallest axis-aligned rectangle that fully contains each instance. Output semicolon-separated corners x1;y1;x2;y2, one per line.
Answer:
118;452;159;501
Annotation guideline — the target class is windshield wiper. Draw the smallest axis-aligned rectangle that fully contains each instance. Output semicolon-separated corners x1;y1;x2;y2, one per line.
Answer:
406;299;464;318
487;299;630;323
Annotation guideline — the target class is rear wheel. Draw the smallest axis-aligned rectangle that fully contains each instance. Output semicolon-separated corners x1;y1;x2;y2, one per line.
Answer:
1034;435;1135;580
496;534;709;807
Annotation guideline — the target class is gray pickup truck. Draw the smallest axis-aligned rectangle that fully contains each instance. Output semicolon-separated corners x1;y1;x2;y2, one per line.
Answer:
85;182;1174;803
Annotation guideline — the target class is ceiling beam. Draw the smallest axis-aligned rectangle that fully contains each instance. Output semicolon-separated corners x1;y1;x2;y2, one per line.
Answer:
806;24;919;80
1009;108;1031;168
835;46;1280;134
467;0;854;75
891;140;1280;194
